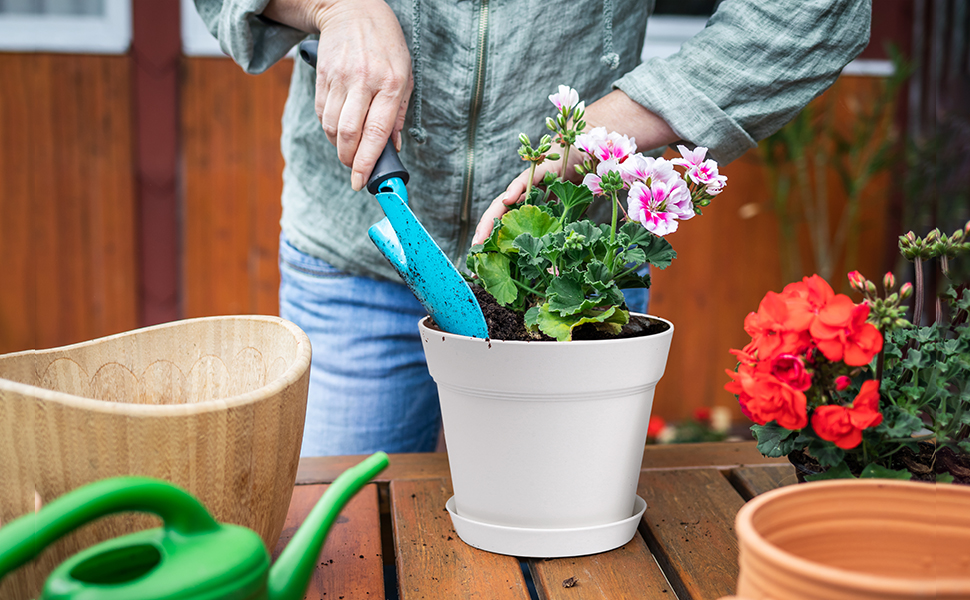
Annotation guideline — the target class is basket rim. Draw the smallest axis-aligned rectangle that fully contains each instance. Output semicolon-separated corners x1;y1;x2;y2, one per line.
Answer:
0;315;312;416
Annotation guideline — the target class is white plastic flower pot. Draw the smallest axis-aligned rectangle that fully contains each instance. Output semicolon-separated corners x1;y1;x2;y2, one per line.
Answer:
419;314;673;557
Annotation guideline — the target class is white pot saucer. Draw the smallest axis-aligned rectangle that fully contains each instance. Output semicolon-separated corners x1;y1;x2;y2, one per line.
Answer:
444;495;647;558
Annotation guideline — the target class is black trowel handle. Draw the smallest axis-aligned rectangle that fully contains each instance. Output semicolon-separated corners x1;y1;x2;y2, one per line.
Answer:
297;40;410;195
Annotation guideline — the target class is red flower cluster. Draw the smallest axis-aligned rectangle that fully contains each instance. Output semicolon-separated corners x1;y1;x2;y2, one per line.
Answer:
725;275;885;448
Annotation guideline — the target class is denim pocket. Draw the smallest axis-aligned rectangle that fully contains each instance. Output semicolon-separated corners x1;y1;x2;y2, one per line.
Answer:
279;234;350;279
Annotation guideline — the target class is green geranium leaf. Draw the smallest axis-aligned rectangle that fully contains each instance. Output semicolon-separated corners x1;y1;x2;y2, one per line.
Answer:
618;246;646;266
513;232;544;258
805;460;856;481
750;422;797;457
859;463;912;480
534;304;626;341
614;271;651;290
937;472;955;483
472;253;517;306
548;180;594;222
808;440;845;468
524;305;541;329
547;273;586;315
585;261;613;290
878;405;924;438
639;232;677;270
497;205;561;253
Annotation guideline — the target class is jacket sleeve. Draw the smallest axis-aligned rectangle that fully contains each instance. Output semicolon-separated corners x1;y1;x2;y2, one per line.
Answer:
192;0;307;74
614;0;871;163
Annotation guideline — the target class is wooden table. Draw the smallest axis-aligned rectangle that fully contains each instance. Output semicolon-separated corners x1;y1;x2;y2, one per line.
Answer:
272;442;793;600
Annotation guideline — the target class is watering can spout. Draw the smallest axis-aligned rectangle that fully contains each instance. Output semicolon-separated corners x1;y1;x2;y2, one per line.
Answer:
267;451;389;600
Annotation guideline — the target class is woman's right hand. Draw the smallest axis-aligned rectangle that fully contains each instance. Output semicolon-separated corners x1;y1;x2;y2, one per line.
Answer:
264;0;414;191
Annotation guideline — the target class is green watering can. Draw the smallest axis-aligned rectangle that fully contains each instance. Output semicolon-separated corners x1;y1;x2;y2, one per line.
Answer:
0;452;389;600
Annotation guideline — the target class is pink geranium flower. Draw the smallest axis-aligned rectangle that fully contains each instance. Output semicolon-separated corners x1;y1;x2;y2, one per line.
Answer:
688;160;728;195
619;154;678;187
581;158;621;195
548;85;579;112
627;180;692;237
671;144;708;168
576;127;636;163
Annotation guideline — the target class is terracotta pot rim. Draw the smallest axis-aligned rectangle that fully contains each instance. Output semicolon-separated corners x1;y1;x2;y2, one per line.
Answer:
736;479;970;592
0;315;312;416
418;313;674;346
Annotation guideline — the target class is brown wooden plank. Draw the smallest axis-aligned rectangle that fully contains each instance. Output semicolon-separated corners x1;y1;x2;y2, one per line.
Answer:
528;532;674;600
297;442;783;485
640;442;787;471
391;478;530;600
272;483;384;600
725;465;796;501
0;53;137;356
181;57;291;320
298;452;452;484
637;468;745;600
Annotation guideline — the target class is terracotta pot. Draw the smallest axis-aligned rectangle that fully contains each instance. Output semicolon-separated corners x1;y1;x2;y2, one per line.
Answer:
724;479;970;600
0;316;311;600
420;314;673;557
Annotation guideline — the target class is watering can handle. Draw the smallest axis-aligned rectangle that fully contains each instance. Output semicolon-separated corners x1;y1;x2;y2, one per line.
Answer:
0;478;219;583
297;40;409;195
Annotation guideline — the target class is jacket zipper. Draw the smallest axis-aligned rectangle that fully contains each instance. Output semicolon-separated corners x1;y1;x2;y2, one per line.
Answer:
456;0;490;261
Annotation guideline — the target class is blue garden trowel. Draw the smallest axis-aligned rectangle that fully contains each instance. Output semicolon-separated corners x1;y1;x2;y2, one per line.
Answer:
299;41;488;339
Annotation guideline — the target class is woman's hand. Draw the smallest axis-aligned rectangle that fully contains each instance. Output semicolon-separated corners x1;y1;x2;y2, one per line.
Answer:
265;0;413;191
472;90;679;245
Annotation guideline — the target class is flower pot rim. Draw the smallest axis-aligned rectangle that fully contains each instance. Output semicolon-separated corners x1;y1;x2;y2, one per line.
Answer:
736;478;970;593
0;315;312;417
418;312;674;346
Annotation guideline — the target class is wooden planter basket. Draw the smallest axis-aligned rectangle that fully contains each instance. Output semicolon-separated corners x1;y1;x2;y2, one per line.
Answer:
0;316;311;600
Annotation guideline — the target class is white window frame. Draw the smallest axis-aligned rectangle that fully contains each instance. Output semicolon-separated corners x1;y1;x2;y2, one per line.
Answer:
0;0;131;54
180;0;224;57
641;14;893;77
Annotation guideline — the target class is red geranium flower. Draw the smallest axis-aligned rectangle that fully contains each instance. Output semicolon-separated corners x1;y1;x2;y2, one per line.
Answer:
811;380;883;449
725;364;808;430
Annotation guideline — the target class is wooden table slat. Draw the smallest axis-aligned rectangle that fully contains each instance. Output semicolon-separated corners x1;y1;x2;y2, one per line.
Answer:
527;532;674;600
297;443;786;484
637;469;746;600
726;465;797;500
272;483;384;600
391;478;531;600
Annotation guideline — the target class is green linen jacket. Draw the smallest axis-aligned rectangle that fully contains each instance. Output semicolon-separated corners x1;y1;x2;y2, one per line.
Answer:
194;0;871;281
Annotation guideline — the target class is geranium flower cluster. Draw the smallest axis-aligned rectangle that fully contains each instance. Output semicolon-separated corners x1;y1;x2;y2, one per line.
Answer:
575;128;726;237
725;275;885;449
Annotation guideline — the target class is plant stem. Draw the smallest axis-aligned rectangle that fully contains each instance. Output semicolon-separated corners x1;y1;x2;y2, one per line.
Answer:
525;163;536;204
560;144;571;181
512;278;546;298
605;190;619;270
914;257;925;326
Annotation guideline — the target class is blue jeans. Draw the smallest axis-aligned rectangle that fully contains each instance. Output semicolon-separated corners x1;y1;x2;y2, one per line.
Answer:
279;234;649;457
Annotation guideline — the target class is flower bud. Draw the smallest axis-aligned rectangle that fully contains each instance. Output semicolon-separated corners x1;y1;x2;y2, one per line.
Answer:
574;102;585;120
518;133;530;146
540;134;552;146
847;270;866;292
926;228;940;243
964;220;970;235
895;318;911;328
546;117;557;131
898;234;912;250
835;375;851;391
882;271;895;291
547;153;560;161
899;282;913;300
542;171;558;185
865;280;878;295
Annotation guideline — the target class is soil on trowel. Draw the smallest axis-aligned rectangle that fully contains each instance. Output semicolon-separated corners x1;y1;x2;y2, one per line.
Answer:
435;286;670;342
791;442;970;485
